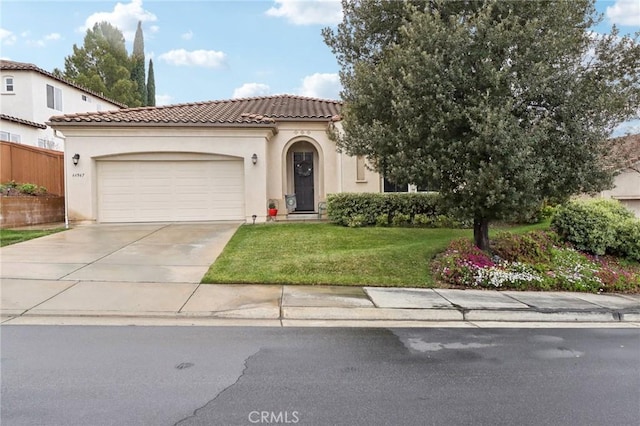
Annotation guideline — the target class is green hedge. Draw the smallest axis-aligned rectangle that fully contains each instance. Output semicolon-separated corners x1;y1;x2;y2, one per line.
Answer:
551;199;639;261
327;193;469;228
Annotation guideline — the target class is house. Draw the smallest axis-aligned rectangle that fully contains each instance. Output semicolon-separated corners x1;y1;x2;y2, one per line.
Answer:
599;134;640;216
48;95;386;224
0;60;124;151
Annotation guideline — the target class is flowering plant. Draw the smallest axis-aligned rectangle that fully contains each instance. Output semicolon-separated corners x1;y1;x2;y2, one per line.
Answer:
431;231;639;293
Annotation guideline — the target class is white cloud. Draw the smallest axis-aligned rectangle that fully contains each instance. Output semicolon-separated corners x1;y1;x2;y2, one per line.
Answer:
266;0;342;25
158;49;226;68
0;28;17;45
606;0;640;26
44;33;61;41
181;30;194;40
26;33;62;48
297;73;341;99
155;94;173;106
232;83;271;99
80;0;157;41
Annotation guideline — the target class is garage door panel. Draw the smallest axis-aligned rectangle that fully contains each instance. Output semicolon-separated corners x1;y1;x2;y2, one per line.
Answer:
98;160;244;222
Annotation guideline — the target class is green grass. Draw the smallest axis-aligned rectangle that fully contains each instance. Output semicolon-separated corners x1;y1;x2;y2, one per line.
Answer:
202;221;549;287
0;228;65;247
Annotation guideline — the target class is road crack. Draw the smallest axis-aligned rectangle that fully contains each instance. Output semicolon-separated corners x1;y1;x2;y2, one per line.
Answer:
174;348;262;426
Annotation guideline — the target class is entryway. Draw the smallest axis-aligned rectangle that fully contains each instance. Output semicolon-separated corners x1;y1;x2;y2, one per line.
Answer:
286;140;319;213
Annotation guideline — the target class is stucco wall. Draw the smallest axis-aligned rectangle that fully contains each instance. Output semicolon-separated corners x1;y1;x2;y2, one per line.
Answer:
1;69;120;150
55;120;383;224
265;122;381;213
600;162;640;216
61;126;272;223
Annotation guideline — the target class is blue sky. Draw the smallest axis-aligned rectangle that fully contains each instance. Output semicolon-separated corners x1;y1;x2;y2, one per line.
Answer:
0;0;638;133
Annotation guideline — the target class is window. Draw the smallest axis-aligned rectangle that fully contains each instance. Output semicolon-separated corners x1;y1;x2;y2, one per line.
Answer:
1;131;21;143
356;156;366;181
4;76;14;92
38;138;56;149
46;84;62;110
383;178;408;193
81;94;91;103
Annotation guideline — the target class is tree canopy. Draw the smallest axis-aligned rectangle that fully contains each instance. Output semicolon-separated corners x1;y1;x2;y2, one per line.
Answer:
131;21;147;106
324;0;640;250
147;58;156;106
57;22;142;107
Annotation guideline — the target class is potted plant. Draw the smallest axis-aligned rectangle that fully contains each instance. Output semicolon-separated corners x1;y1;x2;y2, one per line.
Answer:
268;201;278;217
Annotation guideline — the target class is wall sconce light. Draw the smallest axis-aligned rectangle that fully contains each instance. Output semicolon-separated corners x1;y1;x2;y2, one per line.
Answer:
251;153;258;165
72;153;80;166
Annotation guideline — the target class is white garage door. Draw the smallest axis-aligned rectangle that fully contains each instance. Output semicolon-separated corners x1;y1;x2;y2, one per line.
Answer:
97;160;244;222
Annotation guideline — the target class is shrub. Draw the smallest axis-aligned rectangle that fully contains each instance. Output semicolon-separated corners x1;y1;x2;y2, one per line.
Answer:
551;199;635;255
1;182;47;196
413;214;433;227
326;192;467;228
491;231;556;264
375;214;390;227
431;231;640;293
346;214;366;228
613;218;640;262
391;213;411;226
17;183;41;195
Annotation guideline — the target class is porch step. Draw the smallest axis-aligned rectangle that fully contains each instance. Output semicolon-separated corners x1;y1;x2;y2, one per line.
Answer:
286;213;326;221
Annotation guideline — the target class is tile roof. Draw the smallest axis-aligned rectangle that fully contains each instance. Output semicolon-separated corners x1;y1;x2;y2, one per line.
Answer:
0;59;127;108
48;95;343;127
0;114;48;129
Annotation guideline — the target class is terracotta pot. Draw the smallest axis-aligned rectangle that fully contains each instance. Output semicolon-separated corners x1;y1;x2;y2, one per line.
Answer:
268;208;278;217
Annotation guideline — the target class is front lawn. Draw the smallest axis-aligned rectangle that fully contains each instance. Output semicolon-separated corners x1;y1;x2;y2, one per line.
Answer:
0;228;65;247
201;222;547;286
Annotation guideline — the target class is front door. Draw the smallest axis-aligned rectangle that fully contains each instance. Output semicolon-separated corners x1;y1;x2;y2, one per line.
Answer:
293;152;314;211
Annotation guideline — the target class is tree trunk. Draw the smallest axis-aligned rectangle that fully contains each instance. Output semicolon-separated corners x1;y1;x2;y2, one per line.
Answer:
473;217;490;252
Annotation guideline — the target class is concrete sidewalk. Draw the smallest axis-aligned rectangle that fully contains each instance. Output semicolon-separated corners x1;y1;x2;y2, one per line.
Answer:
2;280;639;327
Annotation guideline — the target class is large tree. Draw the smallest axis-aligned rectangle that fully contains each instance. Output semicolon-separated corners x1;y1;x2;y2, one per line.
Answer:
324;0;640;250
57;22;142;107
147;58;156;106
130;21;147;106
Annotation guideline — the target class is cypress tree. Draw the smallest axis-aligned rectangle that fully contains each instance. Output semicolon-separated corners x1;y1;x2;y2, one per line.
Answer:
147;59;156;106
131;21;147;105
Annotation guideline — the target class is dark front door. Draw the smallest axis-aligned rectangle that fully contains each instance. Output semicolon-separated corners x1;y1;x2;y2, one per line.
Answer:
293;152;314;211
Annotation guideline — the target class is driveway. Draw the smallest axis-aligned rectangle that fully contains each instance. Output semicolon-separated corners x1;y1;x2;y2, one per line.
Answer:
0;222;241;283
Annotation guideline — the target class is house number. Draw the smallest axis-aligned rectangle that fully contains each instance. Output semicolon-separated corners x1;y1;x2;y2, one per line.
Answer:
72;173;85;178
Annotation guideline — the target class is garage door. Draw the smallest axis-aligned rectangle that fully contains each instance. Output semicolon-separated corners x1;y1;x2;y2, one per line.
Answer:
97;160;244;222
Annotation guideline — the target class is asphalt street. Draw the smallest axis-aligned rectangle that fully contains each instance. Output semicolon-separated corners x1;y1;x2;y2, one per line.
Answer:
1;326;639;426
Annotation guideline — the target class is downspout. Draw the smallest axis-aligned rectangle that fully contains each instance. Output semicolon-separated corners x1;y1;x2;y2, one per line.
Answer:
339;150;343;192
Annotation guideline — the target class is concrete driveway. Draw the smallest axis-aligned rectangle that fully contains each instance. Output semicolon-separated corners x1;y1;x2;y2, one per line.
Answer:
0;222;241;283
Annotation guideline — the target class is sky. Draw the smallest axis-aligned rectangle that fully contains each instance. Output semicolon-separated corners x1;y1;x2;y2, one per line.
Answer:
0;0;638;134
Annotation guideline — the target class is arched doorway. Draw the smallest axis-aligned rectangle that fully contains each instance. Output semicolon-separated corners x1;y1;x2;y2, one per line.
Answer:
286;140;319;212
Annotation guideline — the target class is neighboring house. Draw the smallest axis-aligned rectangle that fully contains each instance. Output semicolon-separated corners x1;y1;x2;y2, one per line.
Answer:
48;95;388;223
0;59;124;151
599;134;640;217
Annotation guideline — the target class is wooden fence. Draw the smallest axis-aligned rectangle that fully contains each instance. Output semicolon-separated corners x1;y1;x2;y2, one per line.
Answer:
0;141;65;195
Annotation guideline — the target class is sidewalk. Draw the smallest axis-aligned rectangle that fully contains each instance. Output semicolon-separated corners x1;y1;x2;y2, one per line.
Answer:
2;279;639;327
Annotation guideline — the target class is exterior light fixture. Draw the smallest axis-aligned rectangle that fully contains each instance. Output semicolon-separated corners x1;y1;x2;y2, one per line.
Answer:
72;153;80;166
251;153;258;165
252;214;257;224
